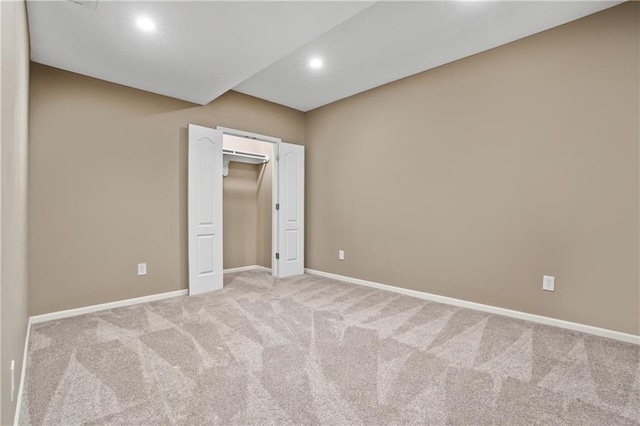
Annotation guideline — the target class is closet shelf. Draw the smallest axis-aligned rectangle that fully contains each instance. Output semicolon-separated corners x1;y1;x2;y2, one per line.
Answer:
223;149;270;176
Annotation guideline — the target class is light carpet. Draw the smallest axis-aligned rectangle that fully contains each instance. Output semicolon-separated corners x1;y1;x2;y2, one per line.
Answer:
19;270;640;425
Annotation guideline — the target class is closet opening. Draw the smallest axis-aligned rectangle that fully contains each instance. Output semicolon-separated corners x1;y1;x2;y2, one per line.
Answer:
188;123;304;294
222;133;277;276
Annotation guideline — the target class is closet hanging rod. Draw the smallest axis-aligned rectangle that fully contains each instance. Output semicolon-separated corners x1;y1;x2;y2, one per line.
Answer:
223;149;269;162
222;149;270;177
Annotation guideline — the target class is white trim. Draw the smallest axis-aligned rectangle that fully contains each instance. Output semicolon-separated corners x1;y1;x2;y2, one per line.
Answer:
305;268;640;345
216;126;281;144
223;265;270;274
13;317;31;426
30;289;188;324
272;141;279;278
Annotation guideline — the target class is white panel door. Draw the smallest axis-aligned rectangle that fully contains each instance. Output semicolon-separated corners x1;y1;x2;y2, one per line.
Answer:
188;124;223;295
278;142;305;277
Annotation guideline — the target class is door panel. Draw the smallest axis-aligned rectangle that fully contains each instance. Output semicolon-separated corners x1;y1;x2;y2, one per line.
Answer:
286;229;298;262
278;142;305;277
188;124;223;294
197;235;215;274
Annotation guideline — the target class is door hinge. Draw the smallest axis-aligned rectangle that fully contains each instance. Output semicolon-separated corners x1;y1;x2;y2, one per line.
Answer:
276;203;280;210
275;253;280;260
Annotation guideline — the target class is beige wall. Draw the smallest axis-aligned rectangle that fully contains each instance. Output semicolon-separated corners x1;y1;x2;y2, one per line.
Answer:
222;135;273;269
29;64;304;315
305;3;639;335
1;0;30;423
223;162;259;269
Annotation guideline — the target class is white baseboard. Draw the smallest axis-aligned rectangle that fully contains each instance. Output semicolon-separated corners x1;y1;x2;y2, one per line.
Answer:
29;265;271;324
305;268;640;345
30;289;188;324
224;265;270;274
29;264;270;324
13;317;31;426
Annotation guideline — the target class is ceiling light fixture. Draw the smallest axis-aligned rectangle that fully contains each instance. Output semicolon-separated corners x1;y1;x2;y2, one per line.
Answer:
136;16;156;32
309;57;323;70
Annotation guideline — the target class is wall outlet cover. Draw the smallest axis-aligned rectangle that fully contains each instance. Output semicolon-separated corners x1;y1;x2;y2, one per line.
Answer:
543;275;555;292
338;250;345;261
138;263;147;276
10;360;15;402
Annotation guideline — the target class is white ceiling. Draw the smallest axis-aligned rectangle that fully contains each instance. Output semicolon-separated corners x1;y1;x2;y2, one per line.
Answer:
27;1;373;104
28;1;622;111
235;1;622;111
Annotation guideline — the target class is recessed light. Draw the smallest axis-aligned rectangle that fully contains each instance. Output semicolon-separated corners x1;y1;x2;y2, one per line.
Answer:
136;17;155;32
309;57;323;70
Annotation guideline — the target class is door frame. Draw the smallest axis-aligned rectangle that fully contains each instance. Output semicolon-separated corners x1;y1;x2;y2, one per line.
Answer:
216;126;282;277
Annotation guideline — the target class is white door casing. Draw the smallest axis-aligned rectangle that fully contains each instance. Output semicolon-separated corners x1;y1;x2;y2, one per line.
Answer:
278;142;305;277
188;124;224;295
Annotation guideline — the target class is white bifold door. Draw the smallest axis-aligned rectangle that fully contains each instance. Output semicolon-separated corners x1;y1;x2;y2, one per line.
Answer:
188;124;224;295
277;142;305;278
188;125;305;294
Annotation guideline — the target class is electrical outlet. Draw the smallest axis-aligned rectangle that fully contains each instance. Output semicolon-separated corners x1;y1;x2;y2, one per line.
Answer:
138;263;147;276
10;360;15;403
338;250;345;261
543;275;555;292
